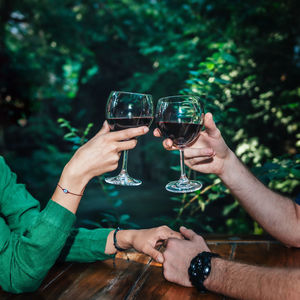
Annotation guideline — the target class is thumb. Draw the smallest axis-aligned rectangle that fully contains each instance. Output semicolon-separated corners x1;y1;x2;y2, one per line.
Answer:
97;120;110;136
145;246;164;263
204;113;219;138
180;226;197;241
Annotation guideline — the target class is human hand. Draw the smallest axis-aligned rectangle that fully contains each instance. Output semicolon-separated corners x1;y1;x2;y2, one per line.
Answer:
116;226;183;263
153;112;231;176
163;226;210;287
62;121;149;188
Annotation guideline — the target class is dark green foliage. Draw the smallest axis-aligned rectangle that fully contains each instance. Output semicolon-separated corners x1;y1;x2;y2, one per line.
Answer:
1;0;299;233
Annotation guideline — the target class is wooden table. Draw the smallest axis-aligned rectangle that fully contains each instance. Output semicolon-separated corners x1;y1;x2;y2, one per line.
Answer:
1;236;300;300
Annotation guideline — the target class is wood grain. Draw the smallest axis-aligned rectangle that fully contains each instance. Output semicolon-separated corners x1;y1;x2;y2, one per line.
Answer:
1;237;299;300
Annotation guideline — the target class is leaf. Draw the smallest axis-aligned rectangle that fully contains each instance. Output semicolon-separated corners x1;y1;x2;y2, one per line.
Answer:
291;168;300;179
198;199;205;211
142;45;164;55
170;196;182;202
120;214;130;223
171;165;181;171
223;201;239;216
221;53;238;64
100;213;117;222
114;199;123;207
109;190;119;197
64;132;76;139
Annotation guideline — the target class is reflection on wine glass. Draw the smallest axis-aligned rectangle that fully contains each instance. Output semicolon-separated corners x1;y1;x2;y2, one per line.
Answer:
156;95;204;193
105;91;153;186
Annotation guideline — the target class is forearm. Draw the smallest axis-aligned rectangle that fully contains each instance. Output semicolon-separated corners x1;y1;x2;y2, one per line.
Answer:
205;258;300;300
220;151;300;246
51;161;90;214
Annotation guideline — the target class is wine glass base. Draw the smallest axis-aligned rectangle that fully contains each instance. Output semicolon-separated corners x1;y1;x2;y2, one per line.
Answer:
105;173;142;186
165;180;202;193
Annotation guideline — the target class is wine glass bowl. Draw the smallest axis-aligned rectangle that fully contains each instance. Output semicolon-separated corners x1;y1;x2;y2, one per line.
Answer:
156;95;204;193
105;91;153;186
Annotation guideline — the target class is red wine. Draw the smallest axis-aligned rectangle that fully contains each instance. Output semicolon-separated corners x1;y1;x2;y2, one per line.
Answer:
107;117;153;131
157;121;201;146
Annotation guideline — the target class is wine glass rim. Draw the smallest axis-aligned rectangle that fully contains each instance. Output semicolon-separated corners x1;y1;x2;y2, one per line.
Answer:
158;94;201;101
110;90;152;97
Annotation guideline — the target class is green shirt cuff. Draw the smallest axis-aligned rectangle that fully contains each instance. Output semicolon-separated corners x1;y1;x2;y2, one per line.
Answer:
90;228;115;260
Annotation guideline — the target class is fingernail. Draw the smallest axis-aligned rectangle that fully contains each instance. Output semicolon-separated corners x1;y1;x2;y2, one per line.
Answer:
158;255;164;263
143;127;149;133
181;226;187;230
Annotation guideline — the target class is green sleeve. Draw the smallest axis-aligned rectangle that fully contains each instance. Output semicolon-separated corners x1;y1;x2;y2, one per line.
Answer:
59;227;115;263
0;156;41;235
0;200;75;294
0;157;76;293
0;156;113;293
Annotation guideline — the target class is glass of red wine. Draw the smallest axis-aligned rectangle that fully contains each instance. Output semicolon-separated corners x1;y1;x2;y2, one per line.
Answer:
105;91;153;186
156;95;204;193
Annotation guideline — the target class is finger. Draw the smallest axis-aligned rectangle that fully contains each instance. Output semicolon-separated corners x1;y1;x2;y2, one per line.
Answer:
109;126;149;141
186;156;213;166
204;113;220;138
153;128;162;137
117;139;138;151
158;229;184;241
180;226;197;240
145;245;164;263
184;147;215;159
162;139;177;150
97;120;110;136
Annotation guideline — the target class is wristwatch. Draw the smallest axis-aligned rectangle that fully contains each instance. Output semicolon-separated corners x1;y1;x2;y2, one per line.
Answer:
188;251;220;292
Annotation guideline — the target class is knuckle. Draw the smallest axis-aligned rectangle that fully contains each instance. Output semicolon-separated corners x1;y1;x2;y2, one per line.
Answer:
196;235;204;242
189;158;196;165
158;225;168;232
128;140;137;149
108;163;118;172
132;139;138;146
111;144;118;151
215;128;221;138
113;153;119;161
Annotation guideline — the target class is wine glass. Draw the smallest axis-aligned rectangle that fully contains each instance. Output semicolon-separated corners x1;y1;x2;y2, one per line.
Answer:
156;95;204;193
105;91;153;186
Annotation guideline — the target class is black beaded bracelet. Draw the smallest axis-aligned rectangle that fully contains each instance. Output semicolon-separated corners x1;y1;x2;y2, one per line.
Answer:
113;227;126;252
188;251;220;293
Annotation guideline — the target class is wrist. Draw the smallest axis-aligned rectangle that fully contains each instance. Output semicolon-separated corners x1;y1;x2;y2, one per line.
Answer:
204;257;224;291
188;252;220;292
218;149;238;181
116;229;137;250
60;161;89;193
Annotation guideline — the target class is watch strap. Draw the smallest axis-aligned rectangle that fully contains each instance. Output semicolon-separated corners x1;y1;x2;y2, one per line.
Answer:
188;251;220;292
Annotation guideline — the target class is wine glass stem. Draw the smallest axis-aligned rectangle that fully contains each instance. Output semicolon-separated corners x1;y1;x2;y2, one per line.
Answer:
179;149;189;183
120;150;129;175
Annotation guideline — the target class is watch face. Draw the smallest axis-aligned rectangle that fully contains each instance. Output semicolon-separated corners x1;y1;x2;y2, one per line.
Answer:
188;252;220;292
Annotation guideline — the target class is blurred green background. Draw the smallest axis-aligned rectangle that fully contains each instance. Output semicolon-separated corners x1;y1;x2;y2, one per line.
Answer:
0;0;299;234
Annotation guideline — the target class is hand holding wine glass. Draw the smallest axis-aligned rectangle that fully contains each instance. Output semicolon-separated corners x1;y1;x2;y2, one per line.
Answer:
153;112;230;176
155;95;204;193
105;91;153;186
54;121;148;213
